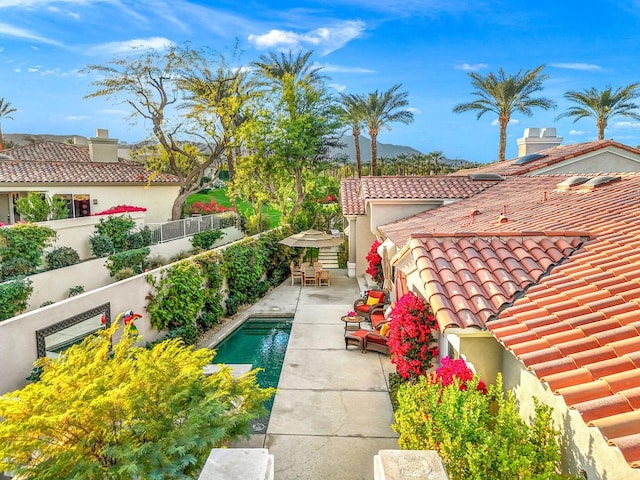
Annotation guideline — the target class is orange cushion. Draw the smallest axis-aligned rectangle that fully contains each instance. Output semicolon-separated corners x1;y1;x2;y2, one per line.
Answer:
356;304;371;314
370;313;386;329
369;290;385;300
367;333;388;346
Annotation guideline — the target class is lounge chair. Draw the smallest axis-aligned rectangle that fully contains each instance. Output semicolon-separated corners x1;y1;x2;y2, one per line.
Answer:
344;321;390;355
353;289;388;319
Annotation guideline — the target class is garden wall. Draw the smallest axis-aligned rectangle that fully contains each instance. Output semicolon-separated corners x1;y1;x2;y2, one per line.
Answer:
25;226;243;311
0;225;245;394
41;211;146;261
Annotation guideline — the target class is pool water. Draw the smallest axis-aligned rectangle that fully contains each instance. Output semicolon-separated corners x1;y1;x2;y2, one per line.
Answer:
212;317;292;432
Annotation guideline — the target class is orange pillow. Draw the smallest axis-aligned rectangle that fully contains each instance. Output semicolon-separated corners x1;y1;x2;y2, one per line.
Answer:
379;323;390;337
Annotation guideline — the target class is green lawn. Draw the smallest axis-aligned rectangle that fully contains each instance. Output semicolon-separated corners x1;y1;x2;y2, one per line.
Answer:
187;188;282;228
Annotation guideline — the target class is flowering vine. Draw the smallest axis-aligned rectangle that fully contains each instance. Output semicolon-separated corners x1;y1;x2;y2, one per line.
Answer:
430;356;487;393
388;292;439;380
365;240;383;285
95;205;147;216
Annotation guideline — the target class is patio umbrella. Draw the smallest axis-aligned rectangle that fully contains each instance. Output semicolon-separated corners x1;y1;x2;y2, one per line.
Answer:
382;245;393;293
279;229;343;261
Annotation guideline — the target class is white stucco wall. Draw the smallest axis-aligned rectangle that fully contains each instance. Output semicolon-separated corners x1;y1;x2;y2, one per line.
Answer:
502;350;640;480
532;148;640;175
0;184;180;223
368;200;442;233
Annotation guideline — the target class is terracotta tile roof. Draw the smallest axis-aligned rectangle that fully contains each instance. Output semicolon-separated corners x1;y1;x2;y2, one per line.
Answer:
454;140;640;177
340;175;500;215
410;234;584;330
2;141;93;162
488;231;640;468
375;172;640;467
0;142;179;184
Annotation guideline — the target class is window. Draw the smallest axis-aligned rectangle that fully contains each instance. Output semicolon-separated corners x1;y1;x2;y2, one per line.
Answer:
55;193;91;218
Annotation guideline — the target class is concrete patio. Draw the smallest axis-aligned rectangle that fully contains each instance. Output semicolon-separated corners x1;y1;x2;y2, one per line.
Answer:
211;269;399;479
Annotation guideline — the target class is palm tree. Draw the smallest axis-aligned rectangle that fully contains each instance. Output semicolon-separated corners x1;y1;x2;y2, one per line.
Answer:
252;50;325;89
0;98;17;151
453;65;555;162
360;84;414;176
338;93;365;177
427;150;445;175
556;83;640;140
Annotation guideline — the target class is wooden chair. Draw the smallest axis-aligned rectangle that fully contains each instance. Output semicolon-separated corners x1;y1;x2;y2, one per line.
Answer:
290;261;302;286
303;267;317;286
317;269;330;286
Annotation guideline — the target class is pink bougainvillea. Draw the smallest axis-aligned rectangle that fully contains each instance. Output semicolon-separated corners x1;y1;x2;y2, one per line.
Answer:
365;240;383;285
95;205;147;216
387;292;439;380
190;200;231;215
431;356;487;393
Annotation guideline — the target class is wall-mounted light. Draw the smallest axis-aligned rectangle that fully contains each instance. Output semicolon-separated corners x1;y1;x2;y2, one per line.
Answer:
92;199;98;205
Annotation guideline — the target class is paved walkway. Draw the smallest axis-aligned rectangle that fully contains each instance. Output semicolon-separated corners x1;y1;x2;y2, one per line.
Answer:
214;269;399;479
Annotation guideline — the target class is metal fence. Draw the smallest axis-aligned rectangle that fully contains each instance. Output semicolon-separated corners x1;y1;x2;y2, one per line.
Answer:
146;212;242;245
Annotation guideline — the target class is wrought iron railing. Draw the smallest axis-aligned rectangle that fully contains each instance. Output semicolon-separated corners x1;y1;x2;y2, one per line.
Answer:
145;212;241;245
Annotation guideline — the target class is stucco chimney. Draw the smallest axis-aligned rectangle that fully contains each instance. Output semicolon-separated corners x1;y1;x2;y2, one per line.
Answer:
88;128;118;163
517;127;562;156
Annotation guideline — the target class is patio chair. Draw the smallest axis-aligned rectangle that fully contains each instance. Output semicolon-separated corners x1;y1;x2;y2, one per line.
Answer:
290;261;302;286
344;321;390;355
353;289;388;319
367;303;392;330
317;269;331;286
303;267;317;286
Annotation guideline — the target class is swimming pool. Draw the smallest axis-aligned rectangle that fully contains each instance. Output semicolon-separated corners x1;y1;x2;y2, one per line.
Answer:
212;317;292;432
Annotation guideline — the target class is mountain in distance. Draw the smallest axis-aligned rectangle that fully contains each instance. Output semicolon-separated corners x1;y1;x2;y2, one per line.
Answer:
328;135;474;168
329;134;422;162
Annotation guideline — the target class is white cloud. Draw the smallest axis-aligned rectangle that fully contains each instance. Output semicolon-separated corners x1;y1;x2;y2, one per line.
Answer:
248;20;366;55
549;62;602;72
614;121;640;128
491;118;519;126
569;129;587;135
65;115;90;121
455;62;488;71
0;22;61;45
407;107;422;114
329;83;346;92
316;62;374;74
27;66;39;72
87;37;174;56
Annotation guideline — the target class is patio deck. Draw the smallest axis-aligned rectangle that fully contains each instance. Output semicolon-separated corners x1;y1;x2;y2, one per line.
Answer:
212;269;398;479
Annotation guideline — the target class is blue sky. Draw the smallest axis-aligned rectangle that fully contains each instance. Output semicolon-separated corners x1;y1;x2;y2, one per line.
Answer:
1;0;640;163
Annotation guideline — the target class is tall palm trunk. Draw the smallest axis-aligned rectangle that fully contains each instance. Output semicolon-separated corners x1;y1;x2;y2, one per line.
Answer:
498;116;509;161
597;118;606;140
370;129;379;176
353;127;362;178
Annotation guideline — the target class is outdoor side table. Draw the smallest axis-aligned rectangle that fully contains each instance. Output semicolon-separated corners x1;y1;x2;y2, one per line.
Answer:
341;315;362;333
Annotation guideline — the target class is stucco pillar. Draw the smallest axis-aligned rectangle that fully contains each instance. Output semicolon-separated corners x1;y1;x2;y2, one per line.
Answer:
347;216;357;278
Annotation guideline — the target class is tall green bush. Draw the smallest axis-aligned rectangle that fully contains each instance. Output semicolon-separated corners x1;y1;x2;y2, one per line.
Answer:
394;372;573;480
146;260;206;332
191;229;224;250
222;239;267;315
0;223;57;279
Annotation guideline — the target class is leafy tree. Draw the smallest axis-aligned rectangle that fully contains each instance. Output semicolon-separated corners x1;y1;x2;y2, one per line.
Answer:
359;84;414;176
453;65;555;161
338;93;366;177
234;50;341;222
84;46;244;220
0;97;16;151
556;83;640;140
15;192;69;222
0;324;273;479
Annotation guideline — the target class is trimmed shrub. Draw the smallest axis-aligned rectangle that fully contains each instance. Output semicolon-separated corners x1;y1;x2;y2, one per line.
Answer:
46;247;80;270
191;229;224;250
114;268;137;281
105;247;150;276
0;278;33;321
68;285;84;297
89;234;114;257
1;258;34;280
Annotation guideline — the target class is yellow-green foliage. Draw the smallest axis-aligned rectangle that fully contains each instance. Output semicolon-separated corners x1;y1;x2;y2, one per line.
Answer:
0;324;274;479
393;374;575;480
